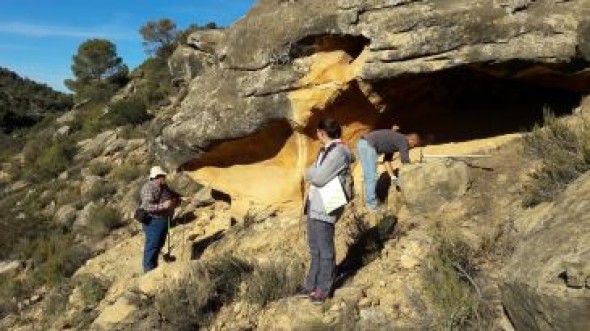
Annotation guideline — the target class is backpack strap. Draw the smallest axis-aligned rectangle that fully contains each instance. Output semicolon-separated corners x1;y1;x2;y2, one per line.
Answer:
317;141;345;166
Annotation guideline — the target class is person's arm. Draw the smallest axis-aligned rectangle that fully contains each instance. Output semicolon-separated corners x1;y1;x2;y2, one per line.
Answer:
398;142;411;164
305;165;317;183
306;148;347;187
384;160;395;177
383;153;395;177
165;185;183;208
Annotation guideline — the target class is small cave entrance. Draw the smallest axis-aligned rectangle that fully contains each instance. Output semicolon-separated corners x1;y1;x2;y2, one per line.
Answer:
369;62;589;144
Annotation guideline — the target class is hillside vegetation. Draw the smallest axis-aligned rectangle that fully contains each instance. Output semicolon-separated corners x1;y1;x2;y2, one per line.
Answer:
0;20;216;324
0;67;72;133
1;1;590;329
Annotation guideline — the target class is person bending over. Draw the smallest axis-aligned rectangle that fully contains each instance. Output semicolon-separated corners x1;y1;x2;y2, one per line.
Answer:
357;126;420;211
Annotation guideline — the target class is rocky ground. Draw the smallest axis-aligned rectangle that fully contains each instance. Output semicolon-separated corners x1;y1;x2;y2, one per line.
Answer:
2;0;590;330
3;128;578;330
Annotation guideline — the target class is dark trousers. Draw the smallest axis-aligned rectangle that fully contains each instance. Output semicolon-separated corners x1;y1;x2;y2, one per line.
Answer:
142;217;168;272
304;217;335;296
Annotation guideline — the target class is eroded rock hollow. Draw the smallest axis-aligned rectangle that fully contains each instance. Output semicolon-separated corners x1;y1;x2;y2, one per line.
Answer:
155;0;590;211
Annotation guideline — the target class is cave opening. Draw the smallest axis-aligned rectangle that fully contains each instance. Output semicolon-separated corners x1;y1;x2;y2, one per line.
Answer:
369;62;589;144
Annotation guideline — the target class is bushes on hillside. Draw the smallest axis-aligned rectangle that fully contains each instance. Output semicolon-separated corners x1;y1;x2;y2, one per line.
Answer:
88;161;112;177
105;97;152;127
85;182;117;201
156;255;252;330
86;204;123;238
421;227;494;329
242;260;305;307
78;275;109;308
111;163;145;182
29;234;92;286
21;134;77;182
0;232;92;314
156;254;310;329
0;67;72;133
135;56;175;108
523;112;590;206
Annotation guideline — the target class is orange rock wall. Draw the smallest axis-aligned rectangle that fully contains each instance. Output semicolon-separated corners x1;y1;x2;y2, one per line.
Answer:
185;48;380;209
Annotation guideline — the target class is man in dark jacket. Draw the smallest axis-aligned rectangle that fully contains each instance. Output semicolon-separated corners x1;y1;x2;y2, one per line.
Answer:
357;127;420;211
300;118;354;304
140;166;181;272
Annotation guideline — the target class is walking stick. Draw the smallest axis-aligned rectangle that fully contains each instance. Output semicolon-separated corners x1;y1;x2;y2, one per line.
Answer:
299;180;308;241
163;216;176;263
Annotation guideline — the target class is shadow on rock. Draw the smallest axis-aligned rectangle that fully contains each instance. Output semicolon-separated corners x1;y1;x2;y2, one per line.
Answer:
191;230;225;260
172;211;197;227
333;212;398;293
376;171;393;203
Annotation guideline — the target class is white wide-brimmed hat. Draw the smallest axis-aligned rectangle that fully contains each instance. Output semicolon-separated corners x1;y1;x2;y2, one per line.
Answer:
149;166;168;179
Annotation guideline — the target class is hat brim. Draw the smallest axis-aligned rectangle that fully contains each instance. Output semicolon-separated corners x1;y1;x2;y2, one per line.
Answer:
150;172;167;179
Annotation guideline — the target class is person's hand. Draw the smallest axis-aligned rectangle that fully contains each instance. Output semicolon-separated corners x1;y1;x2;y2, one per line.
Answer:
390;174;400;187
173;198;182;208
162;200;173;209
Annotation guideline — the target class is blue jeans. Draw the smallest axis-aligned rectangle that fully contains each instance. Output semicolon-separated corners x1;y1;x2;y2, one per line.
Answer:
142;217;168;272
356;139;378;210
305;218;335;296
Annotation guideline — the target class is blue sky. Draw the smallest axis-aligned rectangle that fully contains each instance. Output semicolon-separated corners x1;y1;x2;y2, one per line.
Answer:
0;0;256;92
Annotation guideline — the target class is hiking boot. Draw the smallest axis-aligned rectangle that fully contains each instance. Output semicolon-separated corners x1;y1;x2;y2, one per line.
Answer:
310;290;327;305
294;286;314;298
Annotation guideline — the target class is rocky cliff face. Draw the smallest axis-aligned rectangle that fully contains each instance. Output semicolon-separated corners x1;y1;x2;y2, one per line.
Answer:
502;171;590;330
156;0;590;210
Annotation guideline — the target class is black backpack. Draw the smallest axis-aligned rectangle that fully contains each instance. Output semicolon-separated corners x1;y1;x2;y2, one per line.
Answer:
134;207;150;224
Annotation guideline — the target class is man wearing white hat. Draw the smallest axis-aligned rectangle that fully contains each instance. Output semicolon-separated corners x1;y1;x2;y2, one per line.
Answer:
139;166;181;272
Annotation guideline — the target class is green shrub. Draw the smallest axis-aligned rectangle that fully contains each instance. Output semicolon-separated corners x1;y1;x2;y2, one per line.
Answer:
422;227;494;330
86;204;122;238
74;81;122;104
242;260;305;307
135;57;174;108
523;112;590;206
0;233;91;304
30;234;92;285
156;255;252;330
24;138;77;182
70;103;112;138
105;98;151;127
78;276;109;308
111;163;144;182
0;273;29;317
43;283;74;322
0;133;24;163
55;186;81;206
88;161;112;177
85;182;117;201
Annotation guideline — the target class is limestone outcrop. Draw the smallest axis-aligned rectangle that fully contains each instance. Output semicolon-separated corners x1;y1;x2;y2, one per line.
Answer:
155;0;590;209
501;172;590;330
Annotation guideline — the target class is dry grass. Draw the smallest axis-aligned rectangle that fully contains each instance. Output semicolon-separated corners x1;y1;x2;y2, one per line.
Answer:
421;225;495;330
86;204;123;238
156;255;252;330
523;111;590;206
77;275;109;308
242;259;306;307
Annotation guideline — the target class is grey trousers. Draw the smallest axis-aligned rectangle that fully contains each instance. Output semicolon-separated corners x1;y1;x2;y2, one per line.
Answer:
304;217;335;296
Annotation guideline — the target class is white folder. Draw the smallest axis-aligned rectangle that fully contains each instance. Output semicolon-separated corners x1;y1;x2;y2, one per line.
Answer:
318;176;348;214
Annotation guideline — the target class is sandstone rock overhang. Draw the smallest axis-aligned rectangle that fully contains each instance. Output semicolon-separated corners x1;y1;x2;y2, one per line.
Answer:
153;0;590;207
